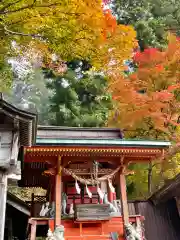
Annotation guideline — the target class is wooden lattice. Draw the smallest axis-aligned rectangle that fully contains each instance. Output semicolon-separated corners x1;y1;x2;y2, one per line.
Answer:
33;195;47;203
26;195;47;204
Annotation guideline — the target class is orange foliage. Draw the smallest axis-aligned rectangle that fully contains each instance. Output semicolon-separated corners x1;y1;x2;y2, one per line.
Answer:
109;35;180;139
90;6;137;70
103;9;117;38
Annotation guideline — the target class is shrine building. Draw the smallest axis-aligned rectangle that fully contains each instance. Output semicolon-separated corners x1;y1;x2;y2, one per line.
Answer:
18;126;171;240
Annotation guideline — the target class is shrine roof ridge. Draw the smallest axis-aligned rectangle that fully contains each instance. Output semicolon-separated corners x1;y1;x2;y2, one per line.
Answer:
35;138;171;148
38;125;121;131
37;126;123;140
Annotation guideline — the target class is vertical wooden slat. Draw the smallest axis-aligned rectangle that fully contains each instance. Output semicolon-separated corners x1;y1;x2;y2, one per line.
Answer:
31;193;34;217
119;173;129;225
55;156;62;226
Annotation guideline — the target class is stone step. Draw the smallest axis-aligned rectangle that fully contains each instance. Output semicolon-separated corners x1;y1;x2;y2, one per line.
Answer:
65;236;110;240
65;234;124;240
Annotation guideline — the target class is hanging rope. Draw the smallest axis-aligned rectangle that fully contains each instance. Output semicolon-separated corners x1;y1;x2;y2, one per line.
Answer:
62;166;120;185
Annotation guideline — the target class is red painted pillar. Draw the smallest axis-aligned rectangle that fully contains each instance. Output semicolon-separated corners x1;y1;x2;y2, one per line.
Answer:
55;156;62;227
119;173;129;225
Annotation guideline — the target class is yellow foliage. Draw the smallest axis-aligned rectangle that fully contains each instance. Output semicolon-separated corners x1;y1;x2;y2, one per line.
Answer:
0;0;137;73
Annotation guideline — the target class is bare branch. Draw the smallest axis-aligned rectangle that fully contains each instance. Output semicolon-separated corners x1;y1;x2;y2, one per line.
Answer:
4;25;42;38
0;2;61;15
5;19;24;26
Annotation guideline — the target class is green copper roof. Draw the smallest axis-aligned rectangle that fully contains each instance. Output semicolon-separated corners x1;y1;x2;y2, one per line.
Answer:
36;138;171;148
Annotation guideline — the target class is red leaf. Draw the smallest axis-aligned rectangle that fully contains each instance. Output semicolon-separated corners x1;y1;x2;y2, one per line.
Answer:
168;84;180;91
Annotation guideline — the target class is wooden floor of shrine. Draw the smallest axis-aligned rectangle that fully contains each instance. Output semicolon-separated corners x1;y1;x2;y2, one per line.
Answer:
63;217;124;240
30;215;142;240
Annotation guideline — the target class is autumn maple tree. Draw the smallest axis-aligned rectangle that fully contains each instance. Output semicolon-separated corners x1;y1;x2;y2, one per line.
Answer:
0;0;137;92
109;35;180;141
108;35;180;197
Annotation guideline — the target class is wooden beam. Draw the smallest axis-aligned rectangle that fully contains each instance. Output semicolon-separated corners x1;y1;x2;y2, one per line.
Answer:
0;173;8;240
119;172;129;226
55;156;62;227
24;155;155;165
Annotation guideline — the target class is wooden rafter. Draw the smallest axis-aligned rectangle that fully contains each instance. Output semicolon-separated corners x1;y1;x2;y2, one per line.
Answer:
25;146;162;155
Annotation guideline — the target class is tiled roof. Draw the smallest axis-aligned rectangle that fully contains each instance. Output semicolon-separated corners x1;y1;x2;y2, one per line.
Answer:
37;125;123;140
36;137;171;148
150;174;180;204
